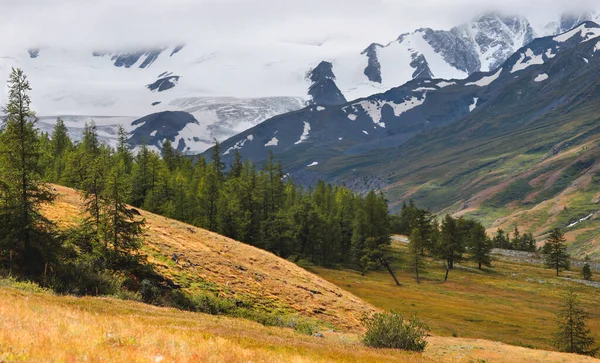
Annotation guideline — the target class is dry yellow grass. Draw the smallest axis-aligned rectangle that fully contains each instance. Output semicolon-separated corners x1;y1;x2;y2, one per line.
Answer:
2;285;596;362
18;184;596;362
42;185;376;332
0;287;422;363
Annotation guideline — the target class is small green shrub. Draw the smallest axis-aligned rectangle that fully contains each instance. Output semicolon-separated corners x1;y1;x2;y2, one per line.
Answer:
363;311;428;352
0;276;51;294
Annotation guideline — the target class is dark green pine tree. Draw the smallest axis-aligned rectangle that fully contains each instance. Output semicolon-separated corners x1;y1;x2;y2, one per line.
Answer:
492;228;510;249
130;142;151;207
438;215;464;282
581;256;592;281
543;229;570;276
0;68;56;274
352;191;399;286
115;125;133;174
49;117;72;182
469;223;492;270
162;138;177;172
210;140;226;179
553;289;598;357
102;161;145;269
229;150;243;179
409;228;425;284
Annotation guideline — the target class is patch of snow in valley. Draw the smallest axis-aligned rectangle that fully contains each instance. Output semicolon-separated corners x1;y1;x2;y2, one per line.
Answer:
534;73;549;82
306;161;318;167
595;40;600;53
294;121;311;145
347;114;357;121
362;130;369;135
413;87;437;92
150;130;157;137
465;68;502;87
316;106;325;111
469;97;479;112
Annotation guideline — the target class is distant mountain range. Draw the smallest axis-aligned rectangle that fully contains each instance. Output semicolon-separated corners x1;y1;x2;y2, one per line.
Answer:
2;11;599;153
208;21;600;257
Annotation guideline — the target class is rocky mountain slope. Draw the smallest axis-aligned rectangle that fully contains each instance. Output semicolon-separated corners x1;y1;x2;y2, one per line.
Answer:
4;12;599;153
208;22;600;257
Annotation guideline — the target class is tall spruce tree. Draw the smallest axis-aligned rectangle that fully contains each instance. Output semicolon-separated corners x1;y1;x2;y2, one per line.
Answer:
0;68;56;274
553;289;598;357
543;229;570;276
102;161;145;269
581;256;593;281
438;215;464;282
469;223;492;270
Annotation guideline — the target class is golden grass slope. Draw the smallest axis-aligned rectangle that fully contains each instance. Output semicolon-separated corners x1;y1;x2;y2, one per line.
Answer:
2;286;598;362
42;185;376;332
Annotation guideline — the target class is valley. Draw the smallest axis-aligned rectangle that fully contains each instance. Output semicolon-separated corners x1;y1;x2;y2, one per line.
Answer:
0;185;596;362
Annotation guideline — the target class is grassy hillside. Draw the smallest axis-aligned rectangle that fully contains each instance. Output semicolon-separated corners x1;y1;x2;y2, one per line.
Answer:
308;242;600;352
2;188;597;362
4;283;597;362
42;185;375;332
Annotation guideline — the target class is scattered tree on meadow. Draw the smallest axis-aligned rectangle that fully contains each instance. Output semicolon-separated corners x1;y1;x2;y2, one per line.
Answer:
553;289;598;357
352;191;400;285
581;256;593;281
543;229;570;276
469;223;493;270
437;215;465;282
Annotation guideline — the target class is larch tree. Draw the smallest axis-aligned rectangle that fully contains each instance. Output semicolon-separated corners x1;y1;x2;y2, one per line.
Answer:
553;289;598;357
543;229;570;276
0;68;56;274
469;223;492;270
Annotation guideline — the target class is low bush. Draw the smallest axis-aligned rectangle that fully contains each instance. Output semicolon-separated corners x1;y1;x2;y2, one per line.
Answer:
363;311;428;352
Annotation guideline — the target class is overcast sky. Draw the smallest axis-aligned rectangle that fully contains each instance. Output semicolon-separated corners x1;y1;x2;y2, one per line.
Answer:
1;0;599;52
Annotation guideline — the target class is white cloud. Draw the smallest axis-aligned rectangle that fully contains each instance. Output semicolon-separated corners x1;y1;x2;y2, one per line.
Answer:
1;0;599;53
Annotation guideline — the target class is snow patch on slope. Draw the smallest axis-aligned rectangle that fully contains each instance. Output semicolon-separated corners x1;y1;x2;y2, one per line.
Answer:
553;23;600;43
469;97;479;112
294;122;311;145
534;73;549;82
265;136;278;147
511;49;545;73
357;96;426;128
465;68;502;87
224;134;253;155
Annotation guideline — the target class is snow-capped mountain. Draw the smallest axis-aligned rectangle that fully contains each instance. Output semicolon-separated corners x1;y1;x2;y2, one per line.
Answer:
1;11;599;154
207;22;600;184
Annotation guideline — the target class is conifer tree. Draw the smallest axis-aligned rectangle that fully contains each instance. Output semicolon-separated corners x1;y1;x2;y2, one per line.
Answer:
469;223;492;270
162;138;177;172
102;161;145;269
438;215;464;281
409;228;425;284
493;228;510;249
553;289;598;357
581;256;593;281
0;68;56;274
49;118;72;182
115;125;133;173
543;229;570;276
